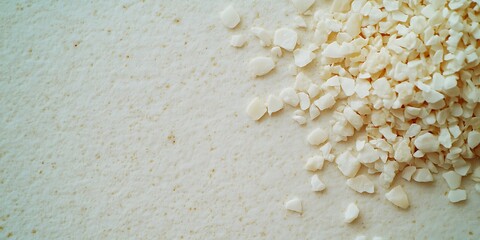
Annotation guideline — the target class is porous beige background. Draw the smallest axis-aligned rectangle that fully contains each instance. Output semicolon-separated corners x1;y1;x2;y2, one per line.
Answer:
1;1;478;239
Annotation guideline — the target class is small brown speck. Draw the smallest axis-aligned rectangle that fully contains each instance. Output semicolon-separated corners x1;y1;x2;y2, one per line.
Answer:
31;229;36;234
7;232;13;238
174;18;180;23
167;133;176;144
469;231;473;235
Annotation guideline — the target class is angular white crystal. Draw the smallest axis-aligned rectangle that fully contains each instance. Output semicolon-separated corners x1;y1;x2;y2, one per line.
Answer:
344;203;360;223
307;128;329;145
248;57;275;77
385;185;409;209
274;28;298;51
285;197;303;213
220;6;240;28
346;175;374;193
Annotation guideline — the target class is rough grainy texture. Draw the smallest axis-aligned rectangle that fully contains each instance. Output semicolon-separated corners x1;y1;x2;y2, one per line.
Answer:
0;0;479;239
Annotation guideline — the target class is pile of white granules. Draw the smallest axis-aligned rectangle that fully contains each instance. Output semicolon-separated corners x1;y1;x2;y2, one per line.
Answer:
220;0;480;230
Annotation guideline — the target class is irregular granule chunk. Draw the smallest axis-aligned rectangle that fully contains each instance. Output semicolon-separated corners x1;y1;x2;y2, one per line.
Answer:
343;106;363;130
447;189;467;203
307;128;328;145
442;171;462;189
298;92;310;111
246;97;266;120
311;174;326;192
251;27;272;47
336;151;361;178
291;0;315;13
266;95;284;115
467;131;480;149
273;28;298;51
472;167;480;182
314;93;336;110
294;48;315;67
230;34;246;47
280;87;300;107
414;133;440;153
220;6;240;29
412;168;433;183
346;175;375;193
401;166;416;181
285;197;303;213
394;139;413;163
309;104;320;119
292;115;306;125
385;185;409;209
248;57;275;77
344;203;360;223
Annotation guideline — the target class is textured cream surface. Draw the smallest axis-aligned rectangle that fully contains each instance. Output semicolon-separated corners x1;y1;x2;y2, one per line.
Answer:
1;1;479;239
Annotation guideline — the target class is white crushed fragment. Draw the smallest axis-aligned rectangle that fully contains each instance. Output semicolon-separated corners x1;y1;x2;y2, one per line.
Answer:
344;203;360;223
346;175;375;193
285;197;303;213
305;155;325;171
314;93;336;110
442;171;462;189
448;125;462;138
307;84;321;98
357;143;379;164
379;126;396;142
336;151;361;178
294;16;307;28
251;27;272;47
413;150;424;158
412;168;433;183
355;140;365;151
385;185;409;209
230;34;246;47
447;189;467;203
294;72;312;92
291;0;315;13
220;5;240;29
274;28;298;51
307;128;329;145
271;46;283;57
475;184;480;193
292;115;307;125
453;161;471;177
472;167;480;182
311;174;326;192
294;48;315;67
266;95;284;115
343;106;363;130
394;139;413;163
322;42;344;58
401;166;416;181
340;77;355;96
280;88;300;107
414;133;440;153
246;97;267;121
309;104;320;120
298;92;310;110
248;57;275;77
467;131;480;149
